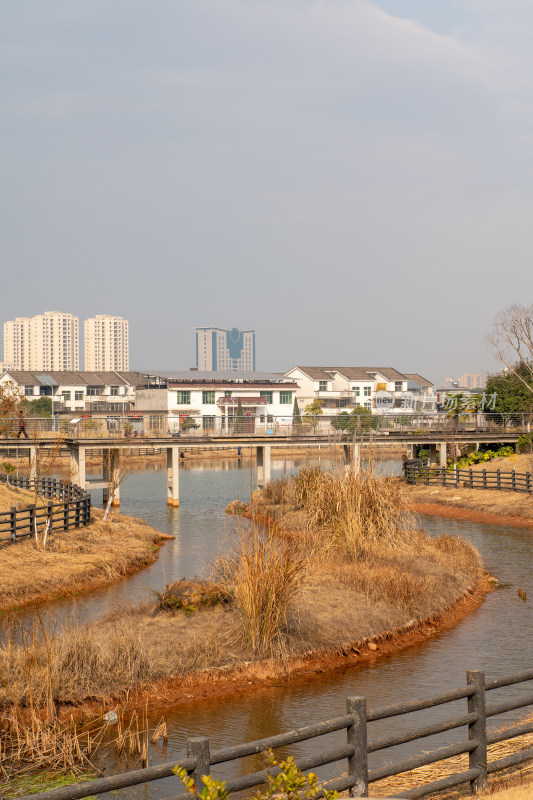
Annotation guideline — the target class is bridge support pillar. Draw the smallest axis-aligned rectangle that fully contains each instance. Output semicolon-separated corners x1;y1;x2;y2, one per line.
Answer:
69;445;86;489
343;443;361;472
406;444;414;460
103;448;121;507
257;445;271;489
28;446;38;482
167;446;180;506
428;443;438;465
439;442;447;468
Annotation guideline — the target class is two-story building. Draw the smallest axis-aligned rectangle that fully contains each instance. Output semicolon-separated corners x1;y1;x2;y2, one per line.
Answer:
135;371;299;434
0;370;143;414
284;366;434;415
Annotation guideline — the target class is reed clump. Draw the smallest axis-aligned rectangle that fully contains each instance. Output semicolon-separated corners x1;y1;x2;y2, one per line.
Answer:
273;466;417;558
213;523;306;657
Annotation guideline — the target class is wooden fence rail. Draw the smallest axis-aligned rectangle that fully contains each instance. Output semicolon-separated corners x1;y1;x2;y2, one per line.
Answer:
404;462;533;493
0;474;91;545
18;668;533;800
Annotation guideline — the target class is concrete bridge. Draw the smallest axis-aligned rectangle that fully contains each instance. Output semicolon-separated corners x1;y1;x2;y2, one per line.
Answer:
0;425;523;506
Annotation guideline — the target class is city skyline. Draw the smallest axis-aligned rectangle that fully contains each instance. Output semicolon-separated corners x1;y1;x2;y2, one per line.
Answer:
3;311;129;372
3;2;533;381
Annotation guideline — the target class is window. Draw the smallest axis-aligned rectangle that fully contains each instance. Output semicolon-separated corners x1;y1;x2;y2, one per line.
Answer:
363;386;371;397
62;391;71;401
24;386;34;396
110;386;120;396
75;391;83;401
202;391;215;405
260;391;273;403
203;415;215;430
176;390;191;404
318;381;328;392
87;387;98;396
224;391;232;398
365;401;372;410
149;415;164;430
352;387;360;396
395;381;403;392
280;391;292;404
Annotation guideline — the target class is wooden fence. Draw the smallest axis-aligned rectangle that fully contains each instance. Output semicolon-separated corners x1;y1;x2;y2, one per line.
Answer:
404;462;533;493
0;475;91;545
18;668;533;800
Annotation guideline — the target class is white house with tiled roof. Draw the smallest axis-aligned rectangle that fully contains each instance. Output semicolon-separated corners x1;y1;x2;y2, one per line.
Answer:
135;371;298;434
285;366;431;414
0;370;143;414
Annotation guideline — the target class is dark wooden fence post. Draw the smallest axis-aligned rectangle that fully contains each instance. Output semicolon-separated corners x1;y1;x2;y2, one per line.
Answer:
455;467;459;487
512;470;516;491
482;469;487;490
469;468;473;489
346;696;368;797
497;469;501;490
187;736;211;796
10;506;16;543
63;501;69;531
29;504;35;535
442;467;446;487
527;472;532;494
467;669;487;793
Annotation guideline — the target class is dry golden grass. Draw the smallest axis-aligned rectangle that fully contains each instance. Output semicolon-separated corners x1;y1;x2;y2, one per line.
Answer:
0;508;163;612
258;467;482;618
405;482;533;521
0;483;47;513
0;466;483;717
213;523;306;657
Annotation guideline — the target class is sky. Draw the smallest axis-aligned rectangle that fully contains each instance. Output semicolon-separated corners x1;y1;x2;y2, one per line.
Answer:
2;0;533;384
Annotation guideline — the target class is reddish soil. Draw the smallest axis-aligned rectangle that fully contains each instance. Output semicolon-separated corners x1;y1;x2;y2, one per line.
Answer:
410;501;533;529
67;573;493;719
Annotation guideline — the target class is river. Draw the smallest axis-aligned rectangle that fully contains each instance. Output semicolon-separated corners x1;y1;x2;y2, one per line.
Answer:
6;455;533;797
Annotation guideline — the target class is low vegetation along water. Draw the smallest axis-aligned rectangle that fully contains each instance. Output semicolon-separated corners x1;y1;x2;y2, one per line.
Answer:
5;455;533;798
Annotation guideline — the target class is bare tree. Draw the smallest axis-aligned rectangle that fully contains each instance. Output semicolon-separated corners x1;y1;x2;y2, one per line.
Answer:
103;449;135;521
489;304;533;393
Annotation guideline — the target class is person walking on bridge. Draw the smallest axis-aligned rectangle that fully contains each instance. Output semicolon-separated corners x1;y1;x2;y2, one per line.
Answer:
17;412;29;439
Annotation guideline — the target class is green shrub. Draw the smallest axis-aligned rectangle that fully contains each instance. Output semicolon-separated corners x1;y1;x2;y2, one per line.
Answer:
174;753;339;800
517;433;533;453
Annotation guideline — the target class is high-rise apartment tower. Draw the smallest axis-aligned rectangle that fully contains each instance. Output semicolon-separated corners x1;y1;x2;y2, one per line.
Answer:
84;315;129;371
196;327;255;372
4;312;79;371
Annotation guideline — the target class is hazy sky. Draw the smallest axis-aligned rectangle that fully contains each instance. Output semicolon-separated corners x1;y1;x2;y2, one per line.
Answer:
2;0;533;383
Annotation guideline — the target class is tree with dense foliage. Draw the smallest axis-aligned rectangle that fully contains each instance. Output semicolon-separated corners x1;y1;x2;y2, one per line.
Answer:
485;365;533;422
21;396;52;417
331;405;376;432
303;399;323;431
292;396;302;428
180;415;200;432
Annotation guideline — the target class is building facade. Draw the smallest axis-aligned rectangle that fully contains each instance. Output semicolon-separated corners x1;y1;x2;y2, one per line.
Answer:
84;315;129;371
196;327;255;372
285;367;435;415
136;371;296;433
4;312;79;371
0;370;141;414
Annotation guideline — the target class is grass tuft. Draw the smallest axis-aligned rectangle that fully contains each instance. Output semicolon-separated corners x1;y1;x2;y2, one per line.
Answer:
213;523;306;657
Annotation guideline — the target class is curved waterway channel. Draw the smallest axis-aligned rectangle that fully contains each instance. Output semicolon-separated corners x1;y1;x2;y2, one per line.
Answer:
7;455;533;797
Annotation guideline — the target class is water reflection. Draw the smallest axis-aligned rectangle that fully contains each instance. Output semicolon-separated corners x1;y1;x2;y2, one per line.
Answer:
4;456;533;798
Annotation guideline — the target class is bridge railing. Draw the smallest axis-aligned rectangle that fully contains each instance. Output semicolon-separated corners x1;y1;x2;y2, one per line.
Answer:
0;475;91;546
0;413;530;441
17;668;533;800
405;463;533;493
